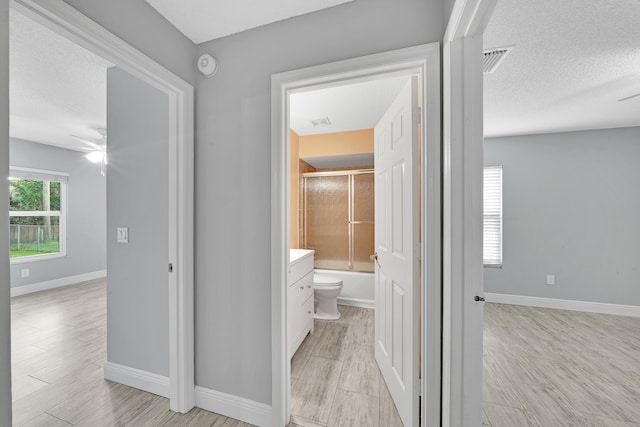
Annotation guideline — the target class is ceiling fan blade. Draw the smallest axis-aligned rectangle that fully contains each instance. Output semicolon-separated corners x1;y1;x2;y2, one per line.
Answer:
70;135;101;148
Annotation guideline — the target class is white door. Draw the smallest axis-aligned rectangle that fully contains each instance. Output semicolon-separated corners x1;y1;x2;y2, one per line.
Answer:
374;76;419;427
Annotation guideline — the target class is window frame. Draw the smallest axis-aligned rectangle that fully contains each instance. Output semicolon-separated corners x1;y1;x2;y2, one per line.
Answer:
483;165;503;267
9;166;69;264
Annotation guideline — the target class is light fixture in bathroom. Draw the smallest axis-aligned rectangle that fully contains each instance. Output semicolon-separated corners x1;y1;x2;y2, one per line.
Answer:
310;117;331;127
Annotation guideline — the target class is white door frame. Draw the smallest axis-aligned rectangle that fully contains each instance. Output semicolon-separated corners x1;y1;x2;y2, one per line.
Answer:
10;0;195;413
270;43;441;427
442;0;498;425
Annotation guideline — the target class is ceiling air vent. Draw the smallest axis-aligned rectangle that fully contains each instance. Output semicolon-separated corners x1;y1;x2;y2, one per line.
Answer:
483;45;514;74
310;117;331;127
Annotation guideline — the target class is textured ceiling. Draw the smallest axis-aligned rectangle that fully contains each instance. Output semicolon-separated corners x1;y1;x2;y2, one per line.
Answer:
290;76;409;136
10;10;112;151
484;0;640;137
145;0;354;44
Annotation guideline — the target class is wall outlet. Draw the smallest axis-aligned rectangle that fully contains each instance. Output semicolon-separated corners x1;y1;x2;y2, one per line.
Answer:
21;268;30;278
546;274;555;285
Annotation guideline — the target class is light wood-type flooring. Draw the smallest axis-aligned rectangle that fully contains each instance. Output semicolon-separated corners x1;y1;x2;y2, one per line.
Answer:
12;280;640;426
289;305;402;427
483;302;640;426
10;280;396;426
10;279;252;427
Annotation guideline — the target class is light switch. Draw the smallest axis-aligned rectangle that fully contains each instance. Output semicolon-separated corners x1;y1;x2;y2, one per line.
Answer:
117;227;129;243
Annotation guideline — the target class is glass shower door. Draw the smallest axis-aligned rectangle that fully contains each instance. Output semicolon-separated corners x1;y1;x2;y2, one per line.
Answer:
304;175;350;270
303;170;375;272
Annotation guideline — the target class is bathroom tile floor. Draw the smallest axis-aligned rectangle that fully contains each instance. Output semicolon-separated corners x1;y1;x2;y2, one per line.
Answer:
288;305;403;427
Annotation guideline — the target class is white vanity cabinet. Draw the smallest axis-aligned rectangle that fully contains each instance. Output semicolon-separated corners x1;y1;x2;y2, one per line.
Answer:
289;249;315;358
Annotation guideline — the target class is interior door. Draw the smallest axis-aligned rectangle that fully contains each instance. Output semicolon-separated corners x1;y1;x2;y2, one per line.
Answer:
374;76;419;427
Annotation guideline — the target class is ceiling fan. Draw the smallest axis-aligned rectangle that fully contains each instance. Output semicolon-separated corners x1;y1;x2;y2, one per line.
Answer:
72;128;107;176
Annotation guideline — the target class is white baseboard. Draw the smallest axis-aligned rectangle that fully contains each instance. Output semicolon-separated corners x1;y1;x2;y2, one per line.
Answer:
195;386;272;427
485;293;640;318
11;270;107;297
104;361;170;398
338;297;374;309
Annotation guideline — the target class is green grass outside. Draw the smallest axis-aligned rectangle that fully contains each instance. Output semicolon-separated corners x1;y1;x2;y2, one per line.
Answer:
10;241;60;258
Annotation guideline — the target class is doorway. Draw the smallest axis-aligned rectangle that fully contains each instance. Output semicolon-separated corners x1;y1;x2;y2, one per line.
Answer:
270;44;441;427
8;0;194;414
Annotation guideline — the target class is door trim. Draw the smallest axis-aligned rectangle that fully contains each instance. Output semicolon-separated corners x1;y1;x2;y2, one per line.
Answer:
270;43;441;427
10;0;195;413
442;0;498;425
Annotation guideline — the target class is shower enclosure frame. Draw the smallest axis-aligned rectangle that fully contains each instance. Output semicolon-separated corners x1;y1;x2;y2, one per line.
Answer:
301;168;374;272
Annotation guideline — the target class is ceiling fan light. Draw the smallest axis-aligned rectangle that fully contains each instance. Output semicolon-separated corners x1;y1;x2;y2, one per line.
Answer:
85;151;104;164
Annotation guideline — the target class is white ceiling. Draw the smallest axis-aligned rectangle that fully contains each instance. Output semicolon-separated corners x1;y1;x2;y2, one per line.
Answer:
484;0;640;138
290;76;409;136
145;0;354;44
290;77;408;169
10;9;112;151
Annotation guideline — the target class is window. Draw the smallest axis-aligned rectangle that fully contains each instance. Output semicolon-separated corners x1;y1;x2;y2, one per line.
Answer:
9;167;68;263
484;166;502;266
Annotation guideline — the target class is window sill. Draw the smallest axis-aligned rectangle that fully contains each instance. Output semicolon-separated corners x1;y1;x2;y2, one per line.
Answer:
10;253;66;265
483;263;502;269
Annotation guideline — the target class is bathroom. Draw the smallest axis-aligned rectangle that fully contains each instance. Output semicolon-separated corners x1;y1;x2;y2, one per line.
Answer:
287;74;414;334
291;126;376;303
285;69;421;426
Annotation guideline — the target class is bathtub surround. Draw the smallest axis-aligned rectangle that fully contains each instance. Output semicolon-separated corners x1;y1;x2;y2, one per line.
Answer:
320;269;375;309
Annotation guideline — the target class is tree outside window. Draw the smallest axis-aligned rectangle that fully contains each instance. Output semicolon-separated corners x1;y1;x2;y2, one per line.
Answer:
9;168;67;261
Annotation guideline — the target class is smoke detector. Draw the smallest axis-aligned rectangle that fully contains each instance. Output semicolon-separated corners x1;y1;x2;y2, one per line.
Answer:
483;45;514;74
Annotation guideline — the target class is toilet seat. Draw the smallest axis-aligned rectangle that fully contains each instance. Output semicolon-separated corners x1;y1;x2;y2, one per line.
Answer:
314;274;343;287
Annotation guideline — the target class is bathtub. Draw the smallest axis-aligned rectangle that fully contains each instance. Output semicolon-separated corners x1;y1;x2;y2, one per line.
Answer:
314;269;374;309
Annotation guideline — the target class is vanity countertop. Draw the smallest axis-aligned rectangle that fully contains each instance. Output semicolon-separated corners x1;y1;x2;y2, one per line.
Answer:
290;249;314;265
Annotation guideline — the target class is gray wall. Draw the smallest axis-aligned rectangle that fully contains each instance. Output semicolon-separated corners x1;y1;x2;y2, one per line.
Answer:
9;138;106;288
484;127;640;306
444;0;456;25
61;0;196;85
0;0;188;418
193;0;445;404
0;0;11;422
106;68;169;376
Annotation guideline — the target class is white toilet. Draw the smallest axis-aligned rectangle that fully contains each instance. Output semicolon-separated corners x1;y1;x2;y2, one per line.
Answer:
313;273;344;320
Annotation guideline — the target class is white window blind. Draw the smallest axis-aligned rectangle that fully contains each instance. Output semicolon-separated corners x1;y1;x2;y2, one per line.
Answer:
484;166;502;266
